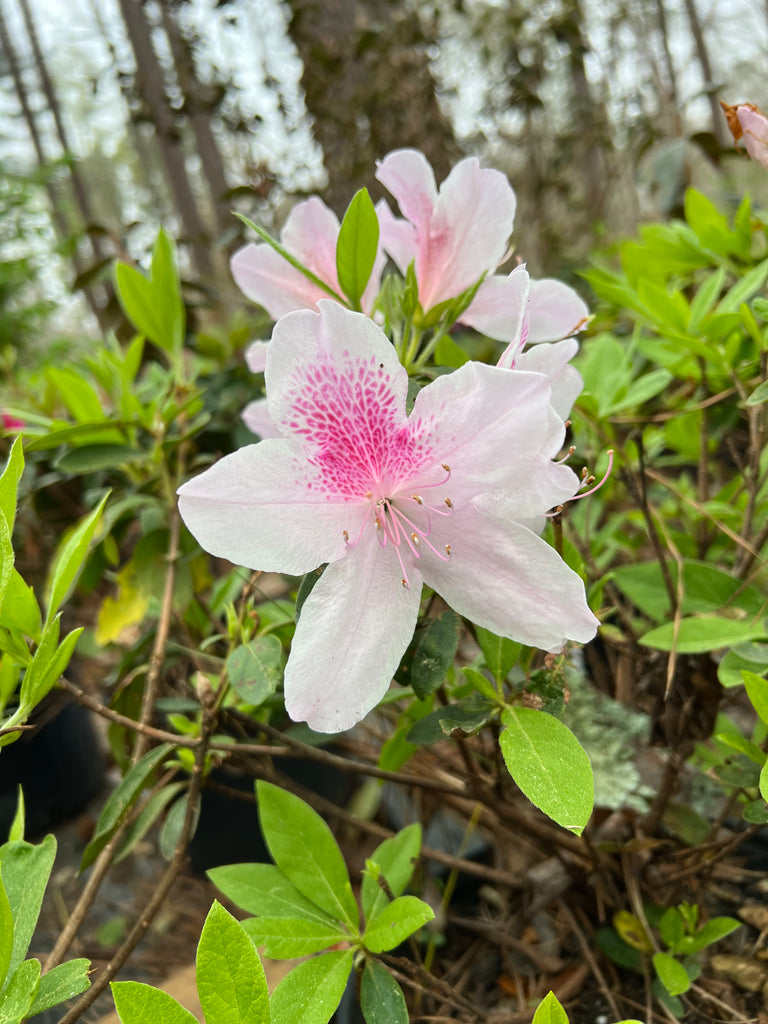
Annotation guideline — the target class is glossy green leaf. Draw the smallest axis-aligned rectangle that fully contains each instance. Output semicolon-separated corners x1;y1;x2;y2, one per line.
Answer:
111;981;198;1024
652;952;690;996
360;960;408;1024
640;616;768;653
226;636;283;705
207;863;338;926
0;513;12;617
0;438;23;539
159;791;200;860
336;188;379;309
531;991;569;1024
7;790;23;844
410;609;461;699
0;878;11;992
240;916;348;958
114;782;186;863
405;698;494;745
361;823;421;923
27;958;90;1016
659;907;684;950
499;708;593;835
0;570;41;639
21;622;83;711
742;670;768;725
677;917;740;954
256;781;357;927
761;760;768;803
196;902;270;1024
82;744;172;871
475;626;521;683
115;229;184;356
45;492;109;626
269;951;353;1024
0;835;56;979
363;895;434;953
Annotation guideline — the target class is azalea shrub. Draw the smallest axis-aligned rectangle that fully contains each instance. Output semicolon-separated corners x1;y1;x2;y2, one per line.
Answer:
0;144;766;1023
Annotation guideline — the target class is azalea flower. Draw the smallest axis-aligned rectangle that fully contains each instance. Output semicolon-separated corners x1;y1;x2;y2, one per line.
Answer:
231;196;386;318
721;101;768;169
376;149;589;345
178;302;598;733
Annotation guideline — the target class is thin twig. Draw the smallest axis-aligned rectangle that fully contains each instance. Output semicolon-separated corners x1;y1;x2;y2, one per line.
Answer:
559;900;621;1021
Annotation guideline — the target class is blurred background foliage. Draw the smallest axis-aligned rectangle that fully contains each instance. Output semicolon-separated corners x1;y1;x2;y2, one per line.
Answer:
0;0;766;357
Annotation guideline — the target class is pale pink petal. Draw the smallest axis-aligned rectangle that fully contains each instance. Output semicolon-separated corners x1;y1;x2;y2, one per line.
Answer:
177;439;363;575
375;150;438;234
514;339;583;419
470;460;581;527
245;340;269;374
737;105;768;168
526;279;590;343
266;303;409;463
361;247;388;316
231;244;331;319
284;539;423;733
242;398;281;438
421;503;598;651
461;265;529;344
375;199;417;277
410;362;565;495
281;197;342;291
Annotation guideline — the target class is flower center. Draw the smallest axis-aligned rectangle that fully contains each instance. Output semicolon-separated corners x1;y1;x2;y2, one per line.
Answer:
343;464;453;589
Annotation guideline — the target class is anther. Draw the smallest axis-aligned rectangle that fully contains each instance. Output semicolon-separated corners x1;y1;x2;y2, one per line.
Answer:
444;497;452;508
411;533;420;545
442;463;451;471
343;530;349;541
411;495;423;504
445;544;451;555
401;579;408;589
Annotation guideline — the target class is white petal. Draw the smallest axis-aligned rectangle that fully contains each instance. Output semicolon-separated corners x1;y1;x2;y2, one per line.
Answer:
526;279;590;343
285;539;423;732
231;244;331;318
375;150;438;232
177;439;363;575
281;197;342;290
245;340;269;374
514;339;583;419
375;199;417;278
421;503;598;651
461;266;530;344
242;398;282;438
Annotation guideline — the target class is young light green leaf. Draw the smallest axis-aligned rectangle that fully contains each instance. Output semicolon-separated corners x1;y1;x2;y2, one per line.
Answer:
0;512;12;617
7;789;23;844
761;760;768;804
159;790;200;860
114;229;185;357
21;623;83;711
46;367;104;423
531;991;569;1024
0;570;41;640
475;626;521;683
256;781;357;927
27;959;90;1015
499;708;593;835
361;823;422;922
196;902;270;1024
717;257;768;313
81;744;172;871
659;907;684;950
207;863;339;926
0;835;56;979
226;636;283;706
0;438;23;539
114;782;186;863
240;916;349;959
0;957;40;1022
360;960;408;1024
640;616;767;653
336;188;379;310
410;610;461;699
677;917;741;954
742;670;768;726
652;952;690;996
45;492;109;626
363;895;434;954
269;951;353;1024
111;981;198;1024
689;266;726;333
747;380;768;406
0;877;12;992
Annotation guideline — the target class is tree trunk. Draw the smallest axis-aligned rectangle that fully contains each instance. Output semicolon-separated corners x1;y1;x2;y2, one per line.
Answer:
286;0;456;214
116;0;212;276
681;0;728;147
0;0;107;326
158;0;233;245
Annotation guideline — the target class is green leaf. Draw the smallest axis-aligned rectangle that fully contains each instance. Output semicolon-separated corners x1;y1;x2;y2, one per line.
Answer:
714;731;765;765
256;781;357;928
742;670;768;725
196;902;271;1024
0;438;23;538
81;744;172;871
499;708;593;835
269;951;353;1024
689;266;726;333
475;626;521;683
55;445;145;475
0;878;12;992
336;188;379;309
45;492;109;626
0;835;56;980
21;622;83;711
761;760;768;803
410;609;461;700
114;782;186;863
652;952;690;996
27;958;90;1015
159;792;200;860
115;229;185;357
361;823;422;922
677;917;740;954
46;367;104;423
742;799;768;824
360;960;408;1024
363;895;434;953
747;380;768;406
0;514;12;619
405;699;494;745
659;907;685;950
240;916;349;958
226;636;283;706
0;570;41;639
0;957;39;1022
718;644;768;688
531;991;569;1024
639;616;767;653
7;790;23;844
207;863;340;926
111;981;198;1024
717;257;768;313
